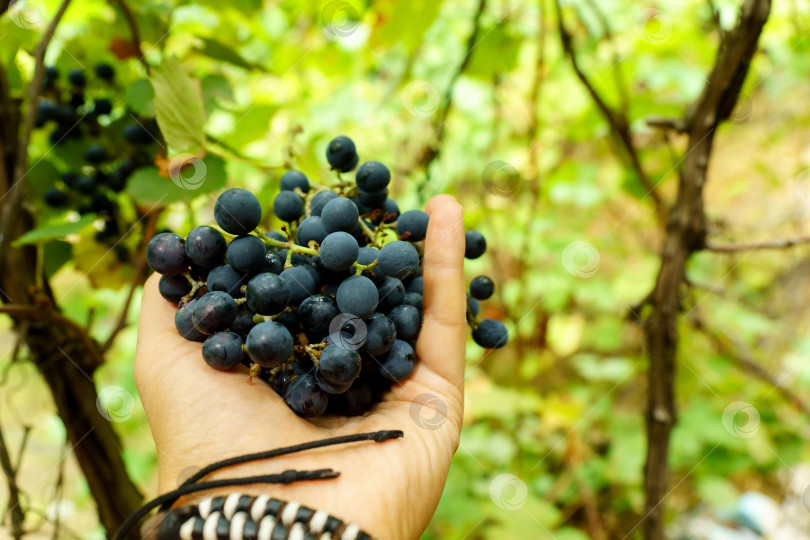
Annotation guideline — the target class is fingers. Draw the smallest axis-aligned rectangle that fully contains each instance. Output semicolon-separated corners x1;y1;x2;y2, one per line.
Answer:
415;195;466;390
133;272;202;393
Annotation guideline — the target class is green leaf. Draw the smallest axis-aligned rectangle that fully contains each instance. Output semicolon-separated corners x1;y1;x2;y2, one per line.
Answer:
195;38;260;71
12;215;98;247
43;240;73;278
126;156;227;205
201;74;234;113
125;79;156;116
149;56;206;152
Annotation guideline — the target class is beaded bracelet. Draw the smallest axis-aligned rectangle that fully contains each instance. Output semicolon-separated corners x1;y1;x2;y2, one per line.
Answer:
115;430;403;540
142;493;372;540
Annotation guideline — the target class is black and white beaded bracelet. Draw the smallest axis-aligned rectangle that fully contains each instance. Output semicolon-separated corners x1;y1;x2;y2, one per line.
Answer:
150;493;372;540
115;430;403;540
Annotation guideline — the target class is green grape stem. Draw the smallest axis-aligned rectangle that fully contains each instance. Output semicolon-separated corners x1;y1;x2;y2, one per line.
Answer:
254;227;381;273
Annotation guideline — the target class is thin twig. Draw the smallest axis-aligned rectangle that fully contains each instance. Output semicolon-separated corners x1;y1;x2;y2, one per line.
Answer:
690;310;810;415
705;236;810;252
0;415;25;539
100;210;159;353
114;0;150;75
554;0;666;223
419;0;487;195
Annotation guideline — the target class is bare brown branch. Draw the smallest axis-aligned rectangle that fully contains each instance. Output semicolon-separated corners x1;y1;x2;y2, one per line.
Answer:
706;236;810;252
638;1;771;539
114;0;151;75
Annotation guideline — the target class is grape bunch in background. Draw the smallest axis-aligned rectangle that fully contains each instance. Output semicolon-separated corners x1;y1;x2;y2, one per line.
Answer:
36;62;161;250
146;136;508;418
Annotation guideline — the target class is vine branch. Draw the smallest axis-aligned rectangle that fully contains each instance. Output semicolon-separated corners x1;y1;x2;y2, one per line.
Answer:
554;0;666;223
705;235;810;252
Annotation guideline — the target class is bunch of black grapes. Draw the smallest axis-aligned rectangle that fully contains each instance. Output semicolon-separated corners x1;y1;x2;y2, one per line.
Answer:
146;136;508;418
36;62;161;252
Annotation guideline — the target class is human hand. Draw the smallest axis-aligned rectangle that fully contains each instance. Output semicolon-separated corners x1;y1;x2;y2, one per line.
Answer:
134;194;467;540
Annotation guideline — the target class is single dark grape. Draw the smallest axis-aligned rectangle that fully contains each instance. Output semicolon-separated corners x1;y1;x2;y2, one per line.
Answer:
93;98;112;116
273;191;304;222
279;170;310;193
315;369;352;394
388;304;421;341
405;276;423;295
214;188;262;235
379;340;416;382
158;275;192;303
330;380;373;416
107;169;127;192
376;276;405;312
185;226;227;268
246;272;290;315
403;292;423;311
378;241;419;280
321;197;358;233
43;66;59;88
336;275;378;319
397;210;429;241
262;251;284;274
356;246;380;279
146;232;190;276
207;265;247;297
123;123;152;144
280;265;317;306
226;234;266;274
472;319;508;349
36;100;60;124
296;216;328;246
352;196;373;216
326;135;358;172
69;91;84;109
191;291;238;335
356;189;388;208
470;275;495;300
299;294;340;338
202;332;245;370
310;190;339;217
319;231;359;271
76;175;96;194
467;296;480;316
274;309;301;335
318;343;361;386
95;63;115;81
465;230;487;259
68;69;86;87
362;313;397;356
175;299;207;342
231;309;257;335
44;187;68;207
272;366;293;396
355;161;390;192
62;172;78;188
285;373;329;418
380;198;399;223
246;321;293;368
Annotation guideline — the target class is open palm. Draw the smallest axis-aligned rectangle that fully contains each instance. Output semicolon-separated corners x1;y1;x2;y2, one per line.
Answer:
134;195;467;540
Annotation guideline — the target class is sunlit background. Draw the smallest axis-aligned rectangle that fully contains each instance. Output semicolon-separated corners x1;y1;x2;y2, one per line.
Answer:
2;0;810;538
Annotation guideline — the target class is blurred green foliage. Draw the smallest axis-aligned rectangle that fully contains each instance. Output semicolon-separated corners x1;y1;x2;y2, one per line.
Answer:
2;0;810;538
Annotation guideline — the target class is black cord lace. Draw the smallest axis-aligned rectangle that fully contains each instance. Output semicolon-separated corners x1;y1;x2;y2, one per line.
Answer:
114;430;403;540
